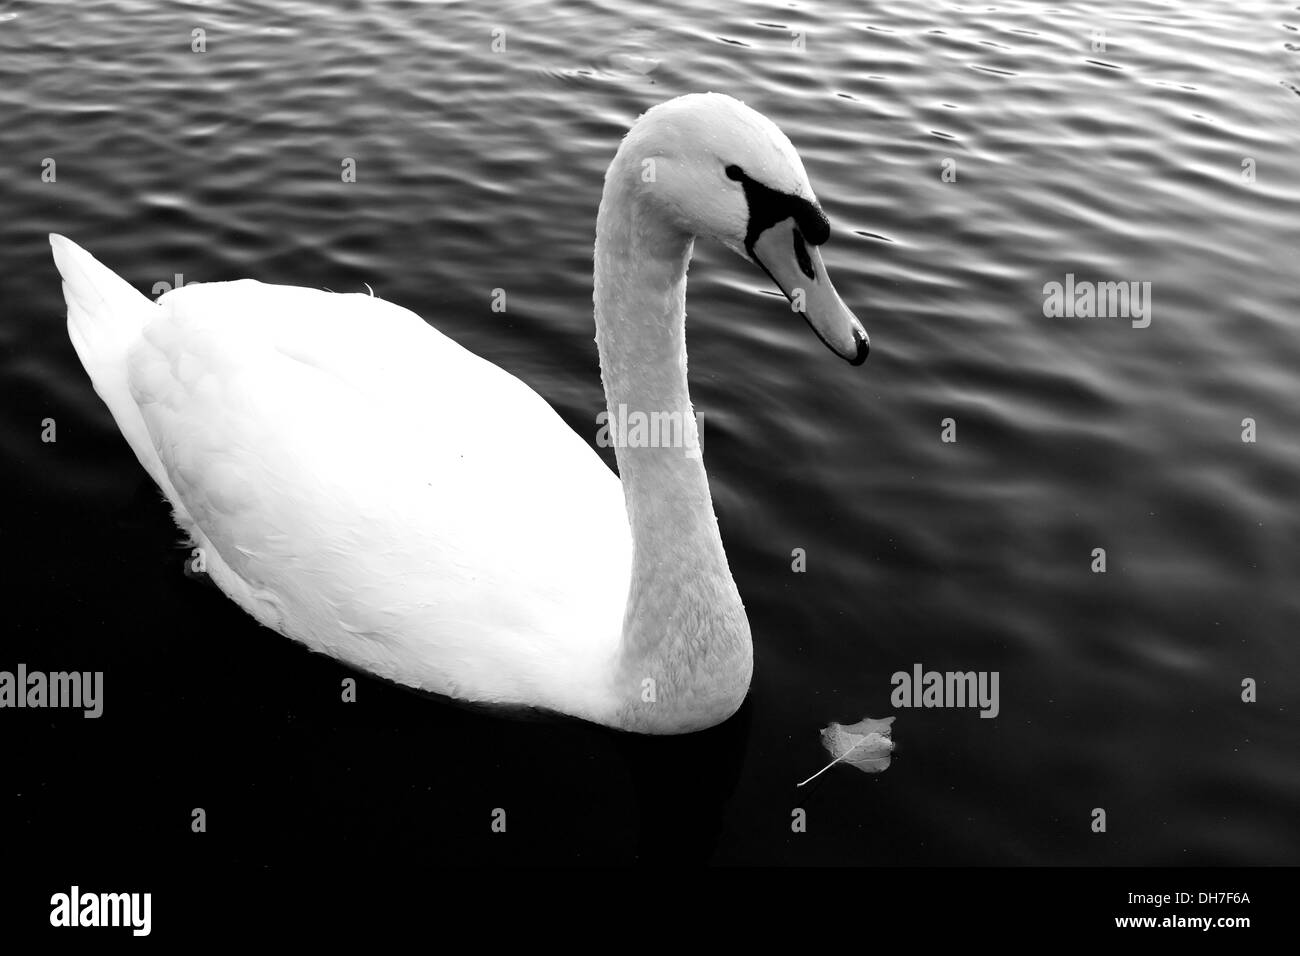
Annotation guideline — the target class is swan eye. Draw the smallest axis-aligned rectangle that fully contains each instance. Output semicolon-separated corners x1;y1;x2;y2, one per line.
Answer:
725;164;744;181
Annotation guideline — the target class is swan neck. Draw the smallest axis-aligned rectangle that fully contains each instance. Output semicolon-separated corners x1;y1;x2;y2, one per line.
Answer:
592;158;752;733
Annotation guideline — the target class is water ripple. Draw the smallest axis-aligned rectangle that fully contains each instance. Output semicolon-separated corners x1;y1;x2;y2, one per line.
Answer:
1;0;1296;866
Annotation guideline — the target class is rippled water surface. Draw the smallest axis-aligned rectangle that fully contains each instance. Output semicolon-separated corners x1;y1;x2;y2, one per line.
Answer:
3;0;1298;866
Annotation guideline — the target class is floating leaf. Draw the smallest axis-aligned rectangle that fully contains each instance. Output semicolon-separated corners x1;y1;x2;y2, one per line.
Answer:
797;716;895;786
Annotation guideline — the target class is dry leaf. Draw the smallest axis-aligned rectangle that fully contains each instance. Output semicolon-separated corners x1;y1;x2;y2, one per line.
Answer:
797;716;895;786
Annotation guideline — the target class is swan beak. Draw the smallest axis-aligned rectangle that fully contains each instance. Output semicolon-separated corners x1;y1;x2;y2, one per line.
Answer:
750;218;869;365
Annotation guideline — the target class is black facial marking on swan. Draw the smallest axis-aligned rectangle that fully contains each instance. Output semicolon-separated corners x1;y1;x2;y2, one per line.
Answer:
725;163;830;269
791;228;814;281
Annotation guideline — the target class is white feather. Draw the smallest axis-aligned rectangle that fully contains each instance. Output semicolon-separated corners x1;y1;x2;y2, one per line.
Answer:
54;238;630;721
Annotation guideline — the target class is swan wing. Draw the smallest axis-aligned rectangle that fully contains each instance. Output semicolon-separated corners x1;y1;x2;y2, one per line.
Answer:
132;279;629;715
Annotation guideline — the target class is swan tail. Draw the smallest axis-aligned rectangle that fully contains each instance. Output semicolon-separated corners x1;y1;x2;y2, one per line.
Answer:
50;234;172;494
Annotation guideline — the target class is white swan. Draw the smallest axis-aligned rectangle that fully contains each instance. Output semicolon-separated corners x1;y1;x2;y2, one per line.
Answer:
52;92;867;734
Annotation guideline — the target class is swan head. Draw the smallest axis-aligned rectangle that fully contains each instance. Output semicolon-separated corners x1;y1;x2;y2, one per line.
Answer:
620;92;869;365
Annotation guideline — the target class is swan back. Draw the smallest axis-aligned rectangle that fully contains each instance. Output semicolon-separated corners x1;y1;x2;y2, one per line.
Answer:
54;233;633;721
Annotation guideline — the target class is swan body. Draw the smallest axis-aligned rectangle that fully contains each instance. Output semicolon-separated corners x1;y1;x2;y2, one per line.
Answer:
53;92;867;733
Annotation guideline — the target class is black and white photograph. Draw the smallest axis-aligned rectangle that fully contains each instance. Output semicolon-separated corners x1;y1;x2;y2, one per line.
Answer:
2;0;1295;937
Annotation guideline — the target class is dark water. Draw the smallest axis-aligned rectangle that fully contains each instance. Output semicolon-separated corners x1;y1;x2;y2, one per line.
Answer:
2;0;1298;869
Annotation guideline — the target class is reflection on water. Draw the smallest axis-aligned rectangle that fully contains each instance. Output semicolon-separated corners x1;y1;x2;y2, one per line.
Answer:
2;0;1298;865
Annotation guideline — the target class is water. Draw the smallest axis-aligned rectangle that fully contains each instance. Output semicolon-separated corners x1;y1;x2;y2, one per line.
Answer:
2;0;1297;867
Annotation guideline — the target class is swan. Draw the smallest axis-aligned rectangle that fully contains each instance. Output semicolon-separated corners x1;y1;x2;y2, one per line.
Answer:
51;92;868;734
